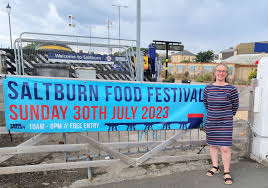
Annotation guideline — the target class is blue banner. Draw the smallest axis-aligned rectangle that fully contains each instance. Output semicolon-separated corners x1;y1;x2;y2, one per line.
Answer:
3;76;206;133
254;42;268;53
48;52;115;64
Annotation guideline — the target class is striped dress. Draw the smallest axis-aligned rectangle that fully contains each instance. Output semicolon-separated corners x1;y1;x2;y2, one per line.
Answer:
203;84;239;146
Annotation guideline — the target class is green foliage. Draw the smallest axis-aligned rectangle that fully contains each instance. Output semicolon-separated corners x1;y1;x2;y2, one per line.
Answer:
180;59;191;63
195;73;214;82
23;42;39;50
159;70;166;78
113;52;120;56
195;50;214;63
181;72;188;81
248;69;257;80
184;71;189;78
119;47;159;58
234;79;249;85
175;73;184;80
163;73;175;83
167;74;175;80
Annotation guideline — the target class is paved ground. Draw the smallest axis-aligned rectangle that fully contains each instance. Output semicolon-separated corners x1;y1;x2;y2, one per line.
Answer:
91;159;268;188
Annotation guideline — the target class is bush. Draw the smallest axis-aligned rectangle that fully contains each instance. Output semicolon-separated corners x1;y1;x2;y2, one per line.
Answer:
180;60;191;63
159;70;166;78
248;69;257;80
195;73;214;82
203;73;213;81
163;74;175;83
167;74;175;80
195;76;204;82
175;73;184;80
180;71;191;84
184;71;189;78
234;79;249;85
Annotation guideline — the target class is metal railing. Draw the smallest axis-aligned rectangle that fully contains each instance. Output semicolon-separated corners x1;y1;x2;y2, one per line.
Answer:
13;32;137;80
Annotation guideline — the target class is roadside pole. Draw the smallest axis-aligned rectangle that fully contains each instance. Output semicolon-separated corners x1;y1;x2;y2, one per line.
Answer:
136;0;142;81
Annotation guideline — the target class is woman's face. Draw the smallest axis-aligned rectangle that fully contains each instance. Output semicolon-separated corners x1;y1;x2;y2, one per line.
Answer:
215;65;227;82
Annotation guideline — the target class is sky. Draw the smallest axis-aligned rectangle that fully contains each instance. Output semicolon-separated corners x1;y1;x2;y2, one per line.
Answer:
1;0;268;54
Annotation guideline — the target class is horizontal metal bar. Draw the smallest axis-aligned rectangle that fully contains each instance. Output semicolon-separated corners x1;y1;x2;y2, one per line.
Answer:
0;74;206;86
16;38;133;49
20;32;137;42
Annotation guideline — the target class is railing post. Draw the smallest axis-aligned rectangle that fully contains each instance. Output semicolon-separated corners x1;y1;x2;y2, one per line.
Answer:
246;86;255;158
62;133;67;162
87;155;92;181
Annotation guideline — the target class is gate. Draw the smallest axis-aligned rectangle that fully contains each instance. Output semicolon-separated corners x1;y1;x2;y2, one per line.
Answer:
7;32;137;80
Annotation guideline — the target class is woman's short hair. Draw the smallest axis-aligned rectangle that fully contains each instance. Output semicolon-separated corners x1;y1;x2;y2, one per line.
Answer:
214;63;229;75
214;63;229;82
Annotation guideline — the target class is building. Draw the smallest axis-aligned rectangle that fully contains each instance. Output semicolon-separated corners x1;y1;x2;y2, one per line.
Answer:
234;41;268;55
166;41;267;84
222;53;266;83
171;50;196;63
219;48;234;60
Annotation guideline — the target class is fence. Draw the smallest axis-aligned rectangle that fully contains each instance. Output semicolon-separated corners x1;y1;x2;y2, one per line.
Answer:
0;80;253;179
0;32;254;179
2;32;138;81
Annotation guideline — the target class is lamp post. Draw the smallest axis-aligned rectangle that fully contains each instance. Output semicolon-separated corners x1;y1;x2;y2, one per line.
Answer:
68;15;75;27
106;20;112;54
6;3;12;49
112;4;128;53
88;26;95;53
136;0;142;81
68;15;78;52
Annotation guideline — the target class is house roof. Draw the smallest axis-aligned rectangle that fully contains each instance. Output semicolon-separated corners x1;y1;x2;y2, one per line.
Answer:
220;48;234;53
174;50;195;56
222;53;268;64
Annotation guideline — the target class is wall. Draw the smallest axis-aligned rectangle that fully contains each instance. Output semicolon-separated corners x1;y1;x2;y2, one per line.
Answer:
234;65;256;83
167;62;256;83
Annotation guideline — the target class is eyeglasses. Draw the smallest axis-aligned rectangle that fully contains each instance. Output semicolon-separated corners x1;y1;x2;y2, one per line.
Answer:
216;70;227;73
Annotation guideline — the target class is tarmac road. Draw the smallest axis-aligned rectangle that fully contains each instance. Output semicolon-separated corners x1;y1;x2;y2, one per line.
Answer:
91;159;268;188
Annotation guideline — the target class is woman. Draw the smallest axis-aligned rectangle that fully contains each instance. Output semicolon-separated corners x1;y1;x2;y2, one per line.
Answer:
203;63;239;185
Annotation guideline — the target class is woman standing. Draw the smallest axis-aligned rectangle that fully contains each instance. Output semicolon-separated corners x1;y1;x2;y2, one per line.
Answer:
203;63;239;185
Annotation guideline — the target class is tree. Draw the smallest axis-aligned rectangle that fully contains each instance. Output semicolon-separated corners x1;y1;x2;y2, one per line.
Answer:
180;59;192;63
22;42;39;50
195;50;214;63
113;47;159;58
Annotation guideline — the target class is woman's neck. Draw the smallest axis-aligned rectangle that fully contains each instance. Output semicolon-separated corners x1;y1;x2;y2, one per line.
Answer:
214;81;227;86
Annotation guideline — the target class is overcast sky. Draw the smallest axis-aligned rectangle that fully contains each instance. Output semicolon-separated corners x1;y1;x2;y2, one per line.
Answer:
1;0;268;54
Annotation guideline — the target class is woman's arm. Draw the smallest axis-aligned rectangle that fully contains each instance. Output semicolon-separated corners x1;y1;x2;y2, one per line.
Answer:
231;86;239;116
203;86;208;110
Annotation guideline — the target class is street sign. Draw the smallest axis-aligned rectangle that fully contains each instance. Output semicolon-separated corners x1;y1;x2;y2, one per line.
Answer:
169;45;184;51
152;42;184;51
152;40;184;79
152;43;165;50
